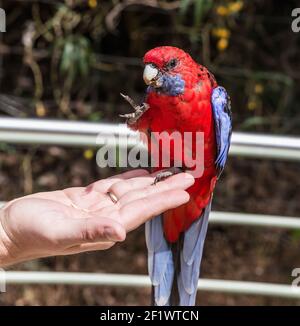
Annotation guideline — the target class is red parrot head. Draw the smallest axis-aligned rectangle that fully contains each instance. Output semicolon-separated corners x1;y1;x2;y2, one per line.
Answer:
143;46;199;95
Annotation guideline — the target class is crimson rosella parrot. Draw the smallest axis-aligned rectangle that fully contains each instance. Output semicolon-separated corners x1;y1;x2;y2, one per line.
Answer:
120;46;232;306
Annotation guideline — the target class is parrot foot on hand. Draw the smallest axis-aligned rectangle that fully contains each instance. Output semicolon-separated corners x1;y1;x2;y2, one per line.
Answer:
153;167;183;185
119;93;150;125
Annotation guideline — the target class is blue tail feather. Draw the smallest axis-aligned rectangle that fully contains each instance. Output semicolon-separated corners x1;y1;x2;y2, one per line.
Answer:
145;215;174;306
178;199;212;305
146;200;212;306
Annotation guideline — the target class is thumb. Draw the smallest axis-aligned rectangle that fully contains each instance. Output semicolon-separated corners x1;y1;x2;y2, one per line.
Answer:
53;215;126;246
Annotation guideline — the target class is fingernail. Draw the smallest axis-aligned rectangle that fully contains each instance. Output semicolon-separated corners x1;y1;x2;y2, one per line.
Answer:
182;173;195;186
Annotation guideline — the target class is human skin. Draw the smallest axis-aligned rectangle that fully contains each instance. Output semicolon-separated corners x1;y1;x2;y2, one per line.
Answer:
0;169;194;267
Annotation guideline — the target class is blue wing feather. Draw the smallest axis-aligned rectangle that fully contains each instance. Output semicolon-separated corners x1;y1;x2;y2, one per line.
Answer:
211;86;232;177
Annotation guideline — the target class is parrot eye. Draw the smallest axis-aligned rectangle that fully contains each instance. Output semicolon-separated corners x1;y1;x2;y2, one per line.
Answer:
165;58;178;71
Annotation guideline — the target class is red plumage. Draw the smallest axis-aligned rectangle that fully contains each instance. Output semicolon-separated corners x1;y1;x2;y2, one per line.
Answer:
131;46;218;242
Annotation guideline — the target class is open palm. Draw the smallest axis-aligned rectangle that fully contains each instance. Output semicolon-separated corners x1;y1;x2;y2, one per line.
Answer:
0;169;194;266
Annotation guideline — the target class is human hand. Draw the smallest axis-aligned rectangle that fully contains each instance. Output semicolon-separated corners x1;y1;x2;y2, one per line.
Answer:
0;169;194;267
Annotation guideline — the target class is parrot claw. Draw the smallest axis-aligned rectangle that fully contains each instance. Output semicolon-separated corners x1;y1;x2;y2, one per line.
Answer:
153;167;183;185
120;93;150;125
120;93;138;108
119;113;135;119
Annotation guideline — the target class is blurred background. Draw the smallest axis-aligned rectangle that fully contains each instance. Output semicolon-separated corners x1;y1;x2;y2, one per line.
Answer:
0;0;300;305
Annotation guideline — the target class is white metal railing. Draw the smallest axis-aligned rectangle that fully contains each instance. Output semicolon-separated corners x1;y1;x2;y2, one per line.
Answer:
1;117;300;301
210;212;300;229
4;271;300;299
0;117;300;160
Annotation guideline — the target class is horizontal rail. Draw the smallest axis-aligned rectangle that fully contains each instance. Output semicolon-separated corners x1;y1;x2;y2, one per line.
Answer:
1;118;300;160
210;212;300;229
4;271;300;299
0;201;299;229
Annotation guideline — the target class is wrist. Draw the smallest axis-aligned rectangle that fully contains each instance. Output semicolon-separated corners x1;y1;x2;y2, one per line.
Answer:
0;205;18;267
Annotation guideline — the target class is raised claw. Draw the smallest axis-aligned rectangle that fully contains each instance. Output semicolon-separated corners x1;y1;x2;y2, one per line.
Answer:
120;93;139;109
119;113;136;119
120;93;150;125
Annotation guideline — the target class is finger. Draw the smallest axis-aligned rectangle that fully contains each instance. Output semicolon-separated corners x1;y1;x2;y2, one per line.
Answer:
119;173;194;205
85;169;149;194
52;215;126;246
62;170;150;211
120;189;190;232
106;168;185;200
61;242;115;255
107;176;155;200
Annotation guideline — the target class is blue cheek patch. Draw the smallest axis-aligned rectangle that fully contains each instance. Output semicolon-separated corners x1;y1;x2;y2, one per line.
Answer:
147;74;185;96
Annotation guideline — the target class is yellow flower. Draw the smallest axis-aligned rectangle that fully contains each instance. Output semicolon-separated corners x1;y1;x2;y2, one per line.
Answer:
88;0;97;9
228;1;244;14
83;149;94;160
217;38;229;51
216;5;229;16
247;101;257;111
254;83;264;94
212;28;230;39
36;101;46;117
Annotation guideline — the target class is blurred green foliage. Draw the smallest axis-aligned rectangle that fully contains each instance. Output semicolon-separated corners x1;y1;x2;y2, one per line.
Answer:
180;0;213;27
58;35;93;80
